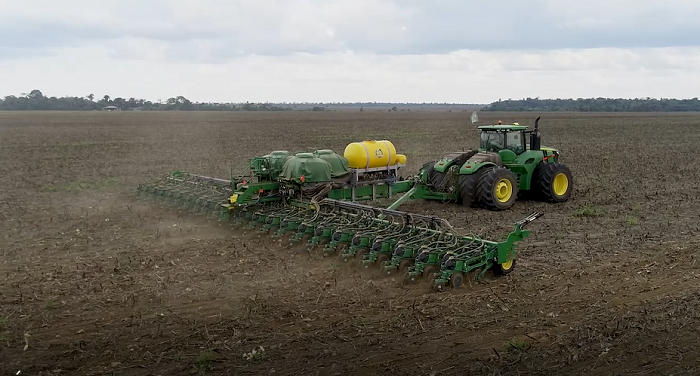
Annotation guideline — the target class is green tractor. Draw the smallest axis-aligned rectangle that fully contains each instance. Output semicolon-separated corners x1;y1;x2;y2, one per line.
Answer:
423;116;572;210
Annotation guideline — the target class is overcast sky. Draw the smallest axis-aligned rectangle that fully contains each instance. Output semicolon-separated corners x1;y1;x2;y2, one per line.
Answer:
1;0;698;103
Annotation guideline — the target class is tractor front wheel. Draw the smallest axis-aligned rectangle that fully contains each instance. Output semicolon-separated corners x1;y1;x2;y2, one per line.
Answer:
533;162;573;202
476;167;519;210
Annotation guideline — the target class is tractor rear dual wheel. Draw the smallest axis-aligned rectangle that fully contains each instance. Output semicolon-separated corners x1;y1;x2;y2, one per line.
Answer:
476;167;519;210
423;161;447;192
430;169;448;191
533;162;573;202
458;169;485;207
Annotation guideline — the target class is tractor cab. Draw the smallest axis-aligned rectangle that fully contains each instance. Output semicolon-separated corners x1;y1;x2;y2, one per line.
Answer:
478;124;528;155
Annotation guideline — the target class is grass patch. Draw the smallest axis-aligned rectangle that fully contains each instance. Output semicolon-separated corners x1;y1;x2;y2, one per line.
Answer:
574;204;604;218
505;338;529;352
195;350;215;373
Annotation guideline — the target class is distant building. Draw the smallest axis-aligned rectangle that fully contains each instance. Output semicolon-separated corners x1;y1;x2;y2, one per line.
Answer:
102;106;120;111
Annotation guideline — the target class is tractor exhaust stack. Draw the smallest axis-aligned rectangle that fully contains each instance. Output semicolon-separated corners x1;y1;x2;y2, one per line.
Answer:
530;116;542;151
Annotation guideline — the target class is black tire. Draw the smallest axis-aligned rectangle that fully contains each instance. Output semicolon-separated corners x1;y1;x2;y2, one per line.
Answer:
355;247;369;259
422;265;439;278
476;167;519;210
376;253;390;265
493;258;516;276
429;169;448;191
421;160;436;177
421;161;442;190
533;162;573;202
458;167;490;206
450;273;464;289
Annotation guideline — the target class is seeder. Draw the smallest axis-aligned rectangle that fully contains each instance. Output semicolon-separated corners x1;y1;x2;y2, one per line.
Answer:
137;118;563;290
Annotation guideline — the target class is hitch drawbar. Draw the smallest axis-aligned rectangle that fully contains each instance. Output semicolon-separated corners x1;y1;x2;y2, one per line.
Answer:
518;212;544;228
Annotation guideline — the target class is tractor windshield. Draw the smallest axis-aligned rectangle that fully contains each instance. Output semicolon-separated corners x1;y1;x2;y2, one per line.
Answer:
480;131;504;151
506;131;525;154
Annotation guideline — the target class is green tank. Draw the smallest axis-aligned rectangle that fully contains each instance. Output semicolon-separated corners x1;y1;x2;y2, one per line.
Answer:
313;149;350;178
264;151;291;173
281;152;333;184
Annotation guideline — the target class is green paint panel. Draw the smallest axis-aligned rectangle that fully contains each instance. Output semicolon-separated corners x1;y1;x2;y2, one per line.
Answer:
459;160;496;175
326;180;413;201
433;159;452;173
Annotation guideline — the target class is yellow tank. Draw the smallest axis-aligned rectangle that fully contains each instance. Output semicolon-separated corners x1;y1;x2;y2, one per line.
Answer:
343;140;407;169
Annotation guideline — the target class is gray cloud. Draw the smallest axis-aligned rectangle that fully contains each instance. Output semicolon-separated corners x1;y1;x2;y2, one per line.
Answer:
0;46;53;60
1;0;698;61
4;46;699;103
387;0;700;53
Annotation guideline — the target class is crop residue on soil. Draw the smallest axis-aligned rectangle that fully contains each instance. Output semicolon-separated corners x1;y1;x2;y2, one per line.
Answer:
1;110;700;375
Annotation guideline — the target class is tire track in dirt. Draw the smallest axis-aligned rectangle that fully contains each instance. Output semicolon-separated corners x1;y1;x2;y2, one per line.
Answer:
6;209;696;376
215;237;700;375
4;112;700;375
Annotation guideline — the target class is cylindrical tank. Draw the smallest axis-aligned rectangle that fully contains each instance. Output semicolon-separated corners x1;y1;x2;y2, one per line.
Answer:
343;140;406;169
396;153;407;165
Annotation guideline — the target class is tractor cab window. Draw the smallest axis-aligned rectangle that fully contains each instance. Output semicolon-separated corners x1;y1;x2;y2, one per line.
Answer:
506;131;525;154
480;131;504;152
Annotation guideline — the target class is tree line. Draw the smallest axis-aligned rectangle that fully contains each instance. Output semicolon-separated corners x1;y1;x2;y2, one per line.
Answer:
0;90;292;111
482;97;700;112
3;90;700;112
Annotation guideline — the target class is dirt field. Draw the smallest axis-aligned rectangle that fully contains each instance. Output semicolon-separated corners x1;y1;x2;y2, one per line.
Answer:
1;110;700;375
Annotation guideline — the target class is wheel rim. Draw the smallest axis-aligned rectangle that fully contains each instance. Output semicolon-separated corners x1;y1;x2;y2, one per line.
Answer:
502;259;513;270
495;178;513;203
553;173;568;196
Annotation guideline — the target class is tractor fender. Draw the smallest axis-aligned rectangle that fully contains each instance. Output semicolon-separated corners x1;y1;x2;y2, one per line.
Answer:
433;160;451;173
459;161;497;175
540;146;560;163
433;150;478;173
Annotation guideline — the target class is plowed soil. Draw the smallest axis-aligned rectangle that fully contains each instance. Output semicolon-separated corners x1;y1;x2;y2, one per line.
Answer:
1;110;700;375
